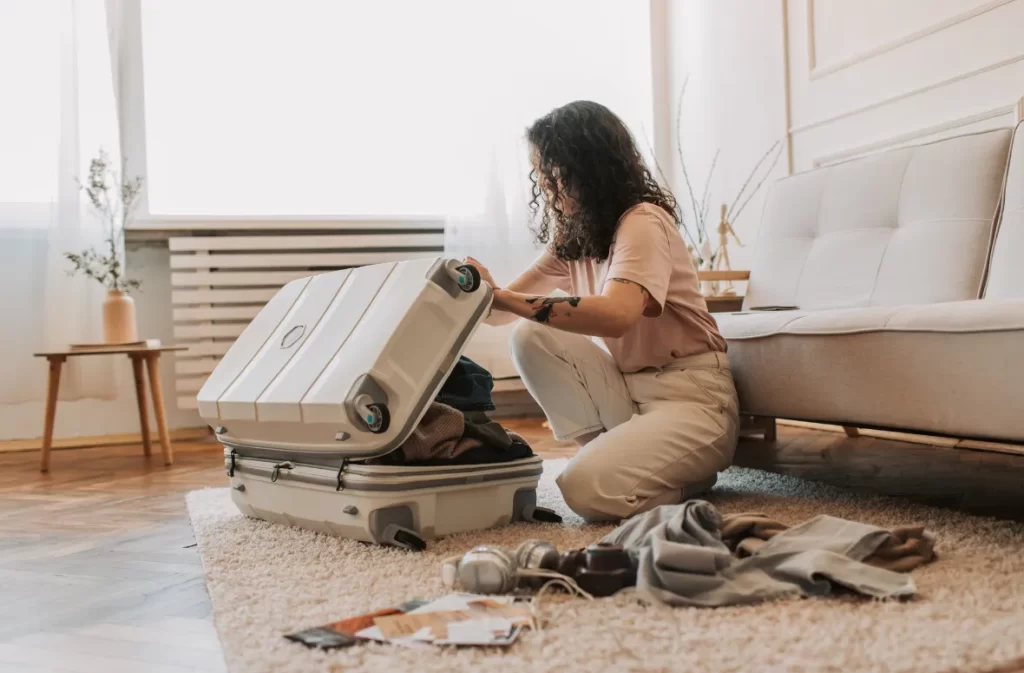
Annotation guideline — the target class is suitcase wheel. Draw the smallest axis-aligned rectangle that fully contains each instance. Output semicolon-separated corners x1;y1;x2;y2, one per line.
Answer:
455;264;481;293
521;505;563;524
387;526;427;552
364;403;391;434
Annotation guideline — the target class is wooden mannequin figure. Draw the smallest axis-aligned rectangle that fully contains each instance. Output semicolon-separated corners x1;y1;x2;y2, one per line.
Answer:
713;203;744;296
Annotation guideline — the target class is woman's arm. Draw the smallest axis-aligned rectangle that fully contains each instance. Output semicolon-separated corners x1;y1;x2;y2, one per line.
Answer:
492;279;648;338
463;254;569;326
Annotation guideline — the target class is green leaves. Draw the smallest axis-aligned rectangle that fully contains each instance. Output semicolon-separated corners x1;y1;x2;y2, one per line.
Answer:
65;150;144;293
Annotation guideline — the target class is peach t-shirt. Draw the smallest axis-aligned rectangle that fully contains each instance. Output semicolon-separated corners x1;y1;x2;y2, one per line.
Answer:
524;202;726;373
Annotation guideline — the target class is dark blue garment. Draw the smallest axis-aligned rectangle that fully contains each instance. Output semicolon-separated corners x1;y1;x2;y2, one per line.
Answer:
436;356;495;412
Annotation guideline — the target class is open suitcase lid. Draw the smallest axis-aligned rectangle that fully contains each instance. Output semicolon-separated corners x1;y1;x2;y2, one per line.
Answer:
196;257;492;462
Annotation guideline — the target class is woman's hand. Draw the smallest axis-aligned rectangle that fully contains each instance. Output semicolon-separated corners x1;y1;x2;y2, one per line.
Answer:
462;257;499;290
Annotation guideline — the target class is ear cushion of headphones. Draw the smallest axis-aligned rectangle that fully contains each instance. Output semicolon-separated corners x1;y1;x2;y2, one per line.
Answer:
514;540;560;590
457;545;518;594
515;540;560;572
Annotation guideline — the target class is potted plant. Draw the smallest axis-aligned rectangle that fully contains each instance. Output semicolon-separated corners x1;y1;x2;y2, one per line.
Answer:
65;151;144;344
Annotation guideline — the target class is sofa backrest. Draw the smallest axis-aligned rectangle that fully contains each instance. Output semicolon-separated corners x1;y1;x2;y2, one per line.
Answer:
983;121;1024;299
744;128;1012;311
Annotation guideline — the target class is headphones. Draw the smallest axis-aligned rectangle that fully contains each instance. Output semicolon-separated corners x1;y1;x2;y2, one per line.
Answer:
441;540;637;598
441;540;562;594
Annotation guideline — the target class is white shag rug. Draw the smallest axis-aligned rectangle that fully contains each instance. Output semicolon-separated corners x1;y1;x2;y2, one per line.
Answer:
186;460;1024;673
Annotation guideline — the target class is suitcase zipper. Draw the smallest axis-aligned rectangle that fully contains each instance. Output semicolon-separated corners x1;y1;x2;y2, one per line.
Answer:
335;458;349;492
231;455;542;492
222;441;542;479
270;461;295;483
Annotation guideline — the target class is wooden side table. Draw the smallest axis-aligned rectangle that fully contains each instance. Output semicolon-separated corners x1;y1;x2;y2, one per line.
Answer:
699;270;749;314
704;295;745;313
33;345;187;472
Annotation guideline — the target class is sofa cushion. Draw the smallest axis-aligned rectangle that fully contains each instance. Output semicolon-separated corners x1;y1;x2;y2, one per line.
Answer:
717;300;1024;442
745;128;1012;312
984;121;1024;299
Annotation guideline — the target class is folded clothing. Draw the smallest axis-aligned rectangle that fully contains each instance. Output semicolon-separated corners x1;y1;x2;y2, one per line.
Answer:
404;432;534;466
391;403;470;462
436;356;495;413
720;512;937;572
600;501;937;607
376;403;534;466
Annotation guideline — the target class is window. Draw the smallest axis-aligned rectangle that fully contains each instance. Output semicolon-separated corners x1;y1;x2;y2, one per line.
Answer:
0;0;118;217
140;0;653;217
0;1;61;205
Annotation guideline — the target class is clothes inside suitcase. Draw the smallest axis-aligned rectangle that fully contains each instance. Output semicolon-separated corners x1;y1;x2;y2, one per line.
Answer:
199;257;561;550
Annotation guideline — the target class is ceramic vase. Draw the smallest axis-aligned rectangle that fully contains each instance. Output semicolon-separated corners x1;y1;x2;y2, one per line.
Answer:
102;289;139;344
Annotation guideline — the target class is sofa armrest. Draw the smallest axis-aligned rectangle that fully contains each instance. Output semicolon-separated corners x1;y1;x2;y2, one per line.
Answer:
697;270;750;282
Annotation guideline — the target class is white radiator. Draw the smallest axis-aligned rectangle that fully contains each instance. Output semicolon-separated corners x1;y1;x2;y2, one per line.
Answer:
169;225;444;409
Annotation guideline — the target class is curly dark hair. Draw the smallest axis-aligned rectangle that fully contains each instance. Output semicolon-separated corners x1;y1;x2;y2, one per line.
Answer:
527;100;679;262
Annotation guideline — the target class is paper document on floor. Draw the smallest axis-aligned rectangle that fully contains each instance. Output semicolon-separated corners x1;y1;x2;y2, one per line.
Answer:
284;599;430;650
355;594;533;647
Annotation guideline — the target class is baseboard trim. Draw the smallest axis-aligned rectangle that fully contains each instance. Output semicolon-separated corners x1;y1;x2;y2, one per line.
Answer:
0;426;214;454
777;419;1024;457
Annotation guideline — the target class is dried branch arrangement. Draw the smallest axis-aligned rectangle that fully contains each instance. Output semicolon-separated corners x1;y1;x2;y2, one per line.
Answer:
64;151;143;292
652;75;785;268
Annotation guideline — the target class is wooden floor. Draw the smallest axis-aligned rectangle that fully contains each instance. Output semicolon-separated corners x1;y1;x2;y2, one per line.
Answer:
735;425;1024;521
0;419;571;673
3;420;1023;672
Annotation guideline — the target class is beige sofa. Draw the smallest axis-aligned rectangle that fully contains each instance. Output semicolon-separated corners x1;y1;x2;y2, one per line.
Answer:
716;121;1024;444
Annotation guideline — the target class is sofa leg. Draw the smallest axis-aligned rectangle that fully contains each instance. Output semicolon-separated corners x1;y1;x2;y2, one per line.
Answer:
843;426;860;438
739;415;776;442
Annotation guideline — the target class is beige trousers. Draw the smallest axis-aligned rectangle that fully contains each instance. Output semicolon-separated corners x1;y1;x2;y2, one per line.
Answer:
510;320;740;522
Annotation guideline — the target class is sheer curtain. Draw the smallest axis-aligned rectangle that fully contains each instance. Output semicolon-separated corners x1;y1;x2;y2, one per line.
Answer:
0;0;121;404
443;0;654;376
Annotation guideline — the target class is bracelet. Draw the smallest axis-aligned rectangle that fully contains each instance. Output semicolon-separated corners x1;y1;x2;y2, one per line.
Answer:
486;287;501;318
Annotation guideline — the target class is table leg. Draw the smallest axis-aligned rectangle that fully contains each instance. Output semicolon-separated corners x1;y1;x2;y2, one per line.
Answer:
130;354;152;456
40;356;65;473
145;353;173;466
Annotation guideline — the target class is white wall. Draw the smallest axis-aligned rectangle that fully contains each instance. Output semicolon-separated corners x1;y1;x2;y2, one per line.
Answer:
664;0;1024;269
786;0;1024;169
0;241;202;441
662;0;789;272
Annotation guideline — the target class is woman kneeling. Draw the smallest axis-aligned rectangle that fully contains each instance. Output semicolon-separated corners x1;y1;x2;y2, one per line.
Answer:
467;100;739;523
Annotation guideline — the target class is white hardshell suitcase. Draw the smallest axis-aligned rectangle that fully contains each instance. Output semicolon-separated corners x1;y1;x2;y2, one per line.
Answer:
197;257;560;550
